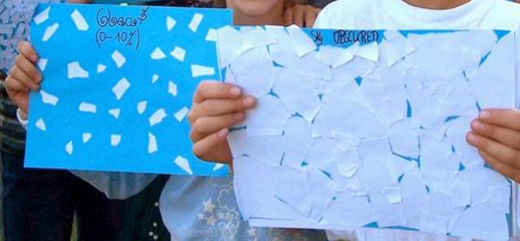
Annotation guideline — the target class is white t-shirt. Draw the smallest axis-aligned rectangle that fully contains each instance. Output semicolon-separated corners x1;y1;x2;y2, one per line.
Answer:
314;0;520;240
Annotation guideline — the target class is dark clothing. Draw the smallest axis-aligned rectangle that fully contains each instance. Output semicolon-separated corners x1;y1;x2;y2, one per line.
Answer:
310;0;335;8
2;152;126;241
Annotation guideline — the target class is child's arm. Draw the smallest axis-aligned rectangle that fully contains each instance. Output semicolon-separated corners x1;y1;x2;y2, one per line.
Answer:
467;109;520;182
188;81;256;164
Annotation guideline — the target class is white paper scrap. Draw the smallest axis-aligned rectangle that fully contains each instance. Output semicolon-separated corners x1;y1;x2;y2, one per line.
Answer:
111;134;121;147
137;101;147;114
67;61;89;79
151;47;167;60
149;109;167;127
174;107;189;122
166;16;176;31
170;46;186;62
191;65;215;78
82;133;92;143
188;13;203;33
111;50;126;68
71;9;89;31
65;141;73;155
40;90;59;106
79;102;97;113
148;132;157;154
42;23;59;42
112;78;130;100
33;6;50;25
35;118;46;131
174;156;193;175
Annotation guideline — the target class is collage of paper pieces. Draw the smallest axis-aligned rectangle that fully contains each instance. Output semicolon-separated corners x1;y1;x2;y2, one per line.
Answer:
26;3;515;240
26;3;232;175
220;27;514;240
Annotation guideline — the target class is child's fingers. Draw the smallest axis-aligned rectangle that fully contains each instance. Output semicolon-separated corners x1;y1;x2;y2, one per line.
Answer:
191;112;245;139
479;150;520;183
192;128;229;159
471;120;520;152
467;131;520;169
193;81;242;103
5;75;30;93
189;97;255;122
17;41;38;63
479;109;520;132
305;7;318;28
15;54;42;83
283;8;294;26
293;7;304;27
8;66;39;91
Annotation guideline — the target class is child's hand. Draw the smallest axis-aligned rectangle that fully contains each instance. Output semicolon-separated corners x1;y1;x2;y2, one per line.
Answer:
5;41;41;114
283;4;321;28
188;81;256;164
467;109;520;183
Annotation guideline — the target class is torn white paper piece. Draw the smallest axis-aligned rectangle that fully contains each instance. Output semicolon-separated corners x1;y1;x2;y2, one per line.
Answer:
112;78;130;100
152;74;159;83
82;133;92;143
191;65;215;78
246;95;292;137
79;102;97;113
217;26;246;67
213;163;224;171
65;141;73;155
70;9;89;31
315;45;354;68
272;67;320;122
111;50;126;68
382;31;415;67
205;28;217;42
240;26;276;51
174;107;189;122
109;108;121;119
188;13;203;33
33;6;50;25
151;47;167;60
137;101;147;114
42;23;59;42
286;25;316;57
111;134;121;147
97;64;106;74
35;118;46;131
381;186;402;204
229;46;274;98
38;59;48;71
149;109;167;127
170;46;186;62
166;16;176;31
67;61;89;79
40;90;59;106
174;156;193;175
356;41;379;62
148;133;157;154
168;81;177;96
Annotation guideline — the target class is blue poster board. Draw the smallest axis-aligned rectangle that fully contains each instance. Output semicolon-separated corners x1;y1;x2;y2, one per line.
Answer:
25;3;232;176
